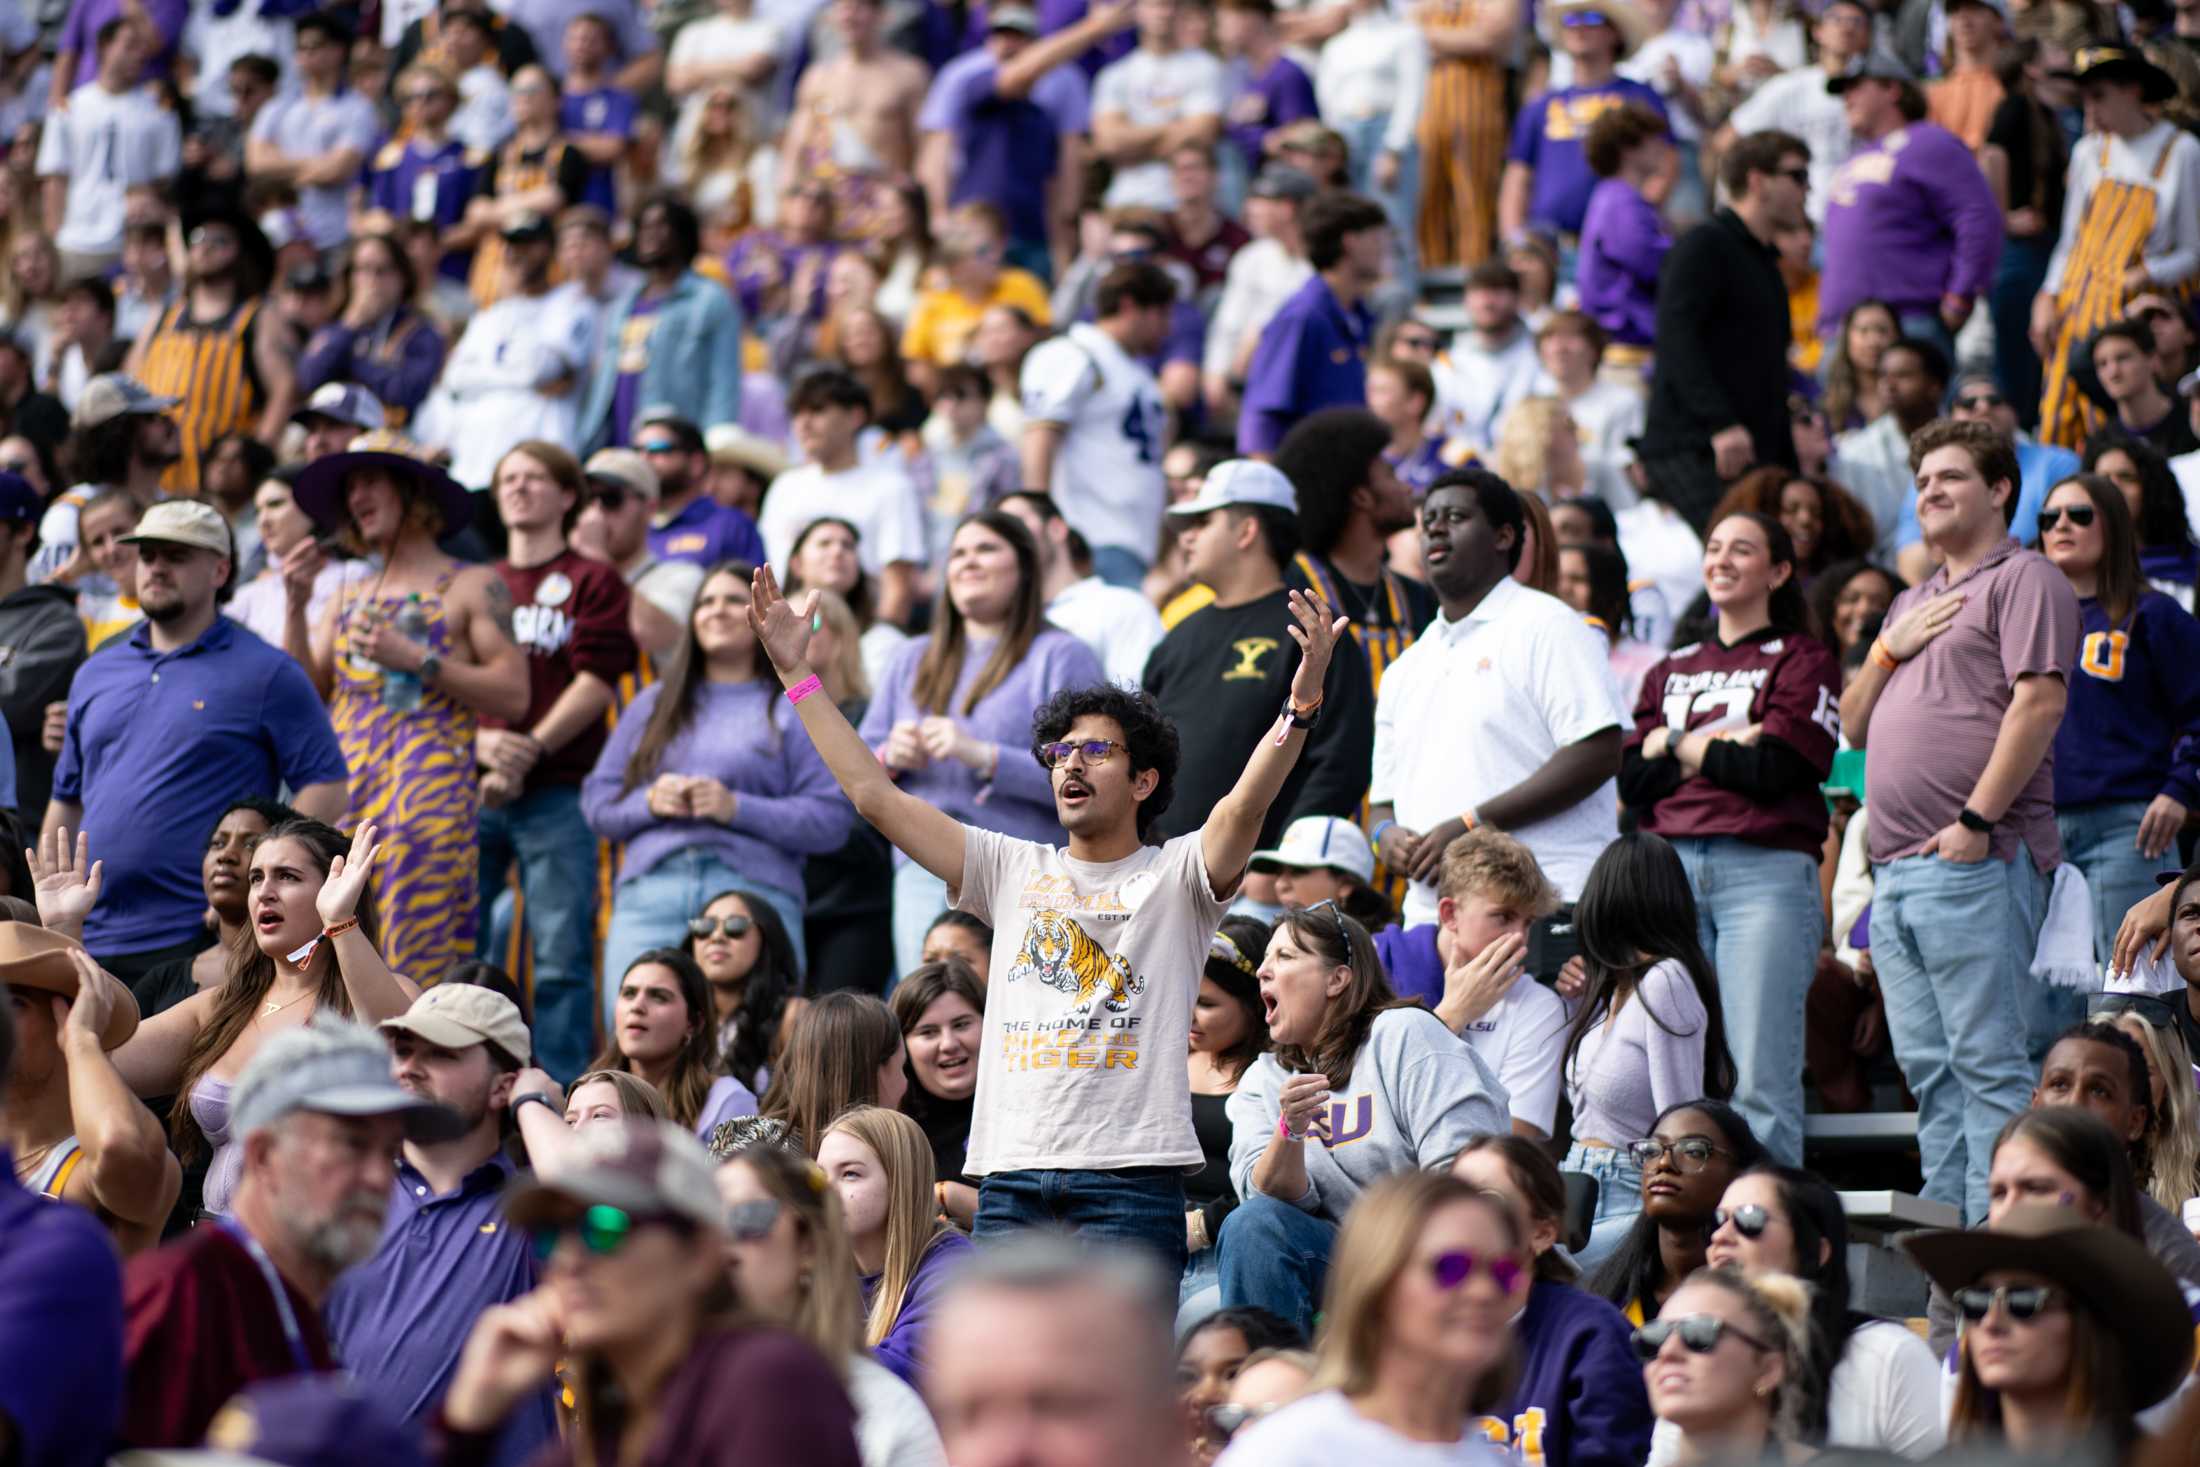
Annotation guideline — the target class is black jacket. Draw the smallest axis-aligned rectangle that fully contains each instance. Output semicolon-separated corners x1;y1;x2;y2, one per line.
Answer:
1641;208;1796;473
0;583;84;821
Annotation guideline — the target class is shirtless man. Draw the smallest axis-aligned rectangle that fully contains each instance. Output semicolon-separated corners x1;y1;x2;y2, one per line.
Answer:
782;0;928;238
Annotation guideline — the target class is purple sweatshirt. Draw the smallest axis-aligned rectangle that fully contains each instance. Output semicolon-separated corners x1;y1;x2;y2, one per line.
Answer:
858;627;1105;862
1819;121;2003;333
1575;178;1669;348
581;679;853;896
862;1229;975;1388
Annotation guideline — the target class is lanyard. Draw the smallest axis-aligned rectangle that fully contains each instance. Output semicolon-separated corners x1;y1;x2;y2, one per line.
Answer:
215;1218;313;1373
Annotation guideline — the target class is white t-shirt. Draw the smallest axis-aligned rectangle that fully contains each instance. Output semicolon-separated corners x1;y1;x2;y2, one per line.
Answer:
1434;328;1542;455
1092;47;1226;210
953;826;1232;1174
1458;969;1570;1139
1552;376;1645;510
416;289;596;488
667;13;785;136
35;83;181;256
1729;65;1852;226
759;460;930;575
1020;322;1168;561
1047;574;1165;691
1617;30;1716;145
1613;499;1704;642
1204;237;1313;379
1371;577;1622;918
1218;1390;1514;1467
229;558;379;647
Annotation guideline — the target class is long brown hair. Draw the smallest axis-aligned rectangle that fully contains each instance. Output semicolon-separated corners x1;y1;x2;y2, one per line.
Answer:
2046;474;2144;629
1271;905;1419;1083
758;992;903;1154
911;511;1046;716
622;560;785;791
1948;1272;2139;1457
1455;1132;1578;1283
587;949;724;1130
169;820;381;1163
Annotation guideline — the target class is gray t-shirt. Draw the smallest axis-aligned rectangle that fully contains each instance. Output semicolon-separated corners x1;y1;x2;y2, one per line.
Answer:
1227;1006;1511;1223
954;827;1231;1174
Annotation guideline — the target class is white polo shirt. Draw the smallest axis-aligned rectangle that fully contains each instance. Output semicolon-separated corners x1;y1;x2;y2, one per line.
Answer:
1371;576;1622;920
1461;972;1570;1140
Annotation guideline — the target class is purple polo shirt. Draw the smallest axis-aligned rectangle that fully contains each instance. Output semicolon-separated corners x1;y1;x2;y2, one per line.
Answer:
0;1155;123;1467
365;136;482;281
647;492;767;569
919;50;1091;246
1576;176;1669;348
323;1153;553;1467
62;0;188;86
562;86;638;213
1236;273;1375;455
1223;54;1319;173
1508;78;1668;237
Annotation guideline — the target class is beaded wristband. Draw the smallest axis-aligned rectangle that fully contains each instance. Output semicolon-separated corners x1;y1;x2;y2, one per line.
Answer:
785;673;825;705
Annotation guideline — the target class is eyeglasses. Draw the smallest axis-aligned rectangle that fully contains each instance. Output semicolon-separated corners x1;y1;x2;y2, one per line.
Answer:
2037;503;2097;533
530;1202;639;1261
1037;738;1125;768
1955;392;2007;412
1713;1203;1772;1238
725;1198;783;1241
2087;989;2178;1030
1627;1137;1733;1172
1204;1402;1288;1446
1630;1314;1776;1363
1952;1284;2061;1323
1303;897;1355;957
637;439;683;456
188;228;237;251
1429;1249;1523;1292
689;914;756;940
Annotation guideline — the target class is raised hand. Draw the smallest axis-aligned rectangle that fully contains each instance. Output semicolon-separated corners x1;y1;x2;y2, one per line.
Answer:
1277;1071;1333;1143
56;949;117;1049
28;825;103;935
746;565;819;677
1439;929;1527;1032
1283;590;1350;709
317;823;384;927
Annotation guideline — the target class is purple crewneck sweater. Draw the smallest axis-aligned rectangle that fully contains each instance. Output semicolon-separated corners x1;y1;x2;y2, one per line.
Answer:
863;1229;975;1387
1819;121;2004;332
581;679;853;895
858;627;1105;863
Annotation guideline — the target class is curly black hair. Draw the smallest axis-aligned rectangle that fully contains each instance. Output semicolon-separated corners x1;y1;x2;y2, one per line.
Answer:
1030;684;1180;842
1273;407;1395;558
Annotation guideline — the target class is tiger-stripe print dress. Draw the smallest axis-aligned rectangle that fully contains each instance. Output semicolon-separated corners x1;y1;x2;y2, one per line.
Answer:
331;566;480;982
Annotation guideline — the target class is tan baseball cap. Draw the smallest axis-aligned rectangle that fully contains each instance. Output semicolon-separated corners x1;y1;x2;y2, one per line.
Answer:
121;500;234;558
583;447;660;501
380;984;531;1066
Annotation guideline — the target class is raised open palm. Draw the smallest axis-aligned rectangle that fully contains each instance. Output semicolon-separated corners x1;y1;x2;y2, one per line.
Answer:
746;565;819;677
27;826;103;932
317;823;385;926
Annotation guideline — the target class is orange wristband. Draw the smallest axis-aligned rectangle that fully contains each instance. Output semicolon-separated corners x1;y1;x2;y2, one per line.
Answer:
1870;639;1899;673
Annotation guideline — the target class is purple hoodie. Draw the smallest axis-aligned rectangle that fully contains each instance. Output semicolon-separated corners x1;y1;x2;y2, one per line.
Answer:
1576;177;1670;348
863;1230;976;1387
1819;121;2003;332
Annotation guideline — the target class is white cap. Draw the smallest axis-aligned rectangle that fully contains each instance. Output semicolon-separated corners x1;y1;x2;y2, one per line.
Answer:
1248;815;1376;883
1164;459;1300;520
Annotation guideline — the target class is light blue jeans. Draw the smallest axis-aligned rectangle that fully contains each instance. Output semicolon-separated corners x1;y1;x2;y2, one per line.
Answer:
1561;1141;1643;1275
891;860;952;986
1871;847;2056;1223
1337;113;1420;300
1088;545;1148;591
602;848;805;1035
1216;1191;1336;1340
1177;1247;1222;1336
2059;801;2179;970
1670;837;1823;1167
477;784;598;1083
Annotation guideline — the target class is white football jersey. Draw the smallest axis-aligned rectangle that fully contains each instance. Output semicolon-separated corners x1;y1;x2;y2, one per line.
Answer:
1020;322;1168;562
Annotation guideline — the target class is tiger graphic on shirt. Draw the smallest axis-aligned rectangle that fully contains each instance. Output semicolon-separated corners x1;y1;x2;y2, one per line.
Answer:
1006;910;1145;1016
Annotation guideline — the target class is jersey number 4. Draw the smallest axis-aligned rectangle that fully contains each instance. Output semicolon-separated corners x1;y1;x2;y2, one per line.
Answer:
1121;397;1160;465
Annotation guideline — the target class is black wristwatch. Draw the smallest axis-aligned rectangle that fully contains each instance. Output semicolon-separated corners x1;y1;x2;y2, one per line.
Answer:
1957;807;1995;834
512;1091;559;1116
1284;696;1322;730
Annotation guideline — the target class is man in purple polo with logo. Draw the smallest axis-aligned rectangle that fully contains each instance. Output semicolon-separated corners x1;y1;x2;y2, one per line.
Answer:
1237;193;1389;456
1500;0;1668;246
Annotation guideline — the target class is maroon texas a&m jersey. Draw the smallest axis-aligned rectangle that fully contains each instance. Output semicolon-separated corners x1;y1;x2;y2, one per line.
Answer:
1626;628;1842;856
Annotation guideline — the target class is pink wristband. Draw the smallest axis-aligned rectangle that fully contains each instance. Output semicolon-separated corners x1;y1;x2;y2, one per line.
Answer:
1276;1114;1303;1142
784;674;824;705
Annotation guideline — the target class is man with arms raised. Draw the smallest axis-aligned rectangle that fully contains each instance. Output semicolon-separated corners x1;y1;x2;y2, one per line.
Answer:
745;561;1344;1269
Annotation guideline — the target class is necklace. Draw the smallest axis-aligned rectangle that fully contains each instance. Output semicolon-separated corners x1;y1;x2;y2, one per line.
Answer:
261;988;315;1020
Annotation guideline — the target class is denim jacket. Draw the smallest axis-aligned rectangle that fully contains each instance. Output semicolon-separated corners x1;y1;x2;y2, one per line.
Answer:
578;269;744;451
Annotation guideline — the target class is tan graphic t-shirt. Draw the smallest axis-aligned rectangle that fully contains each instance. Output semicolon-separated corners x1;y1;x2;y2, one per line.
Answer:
954;827;1233;1175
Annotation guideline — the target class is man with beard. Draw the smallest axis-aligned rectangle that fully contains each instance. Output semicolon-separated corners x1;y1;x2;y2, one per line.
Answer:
33;374;183;589
46;501;348;984
118;1017;456;1447
324;986;554;1467
576;193;742;453
125;207;296;489
417;214;596;489
629;409;763;571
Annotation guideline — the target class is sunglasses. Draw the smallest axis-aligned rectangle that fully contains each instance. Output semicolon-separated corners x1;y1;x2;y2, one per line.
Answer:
1561;10;1611;24
2037;503;2097;533
1956;392;2007;412
2087;989;2177;1030
587;483;631;511
188;228;237;250
637;439;683;456
1627;1137;1732;1172
1780;167;1811;188
530;1202;639;1261
725;1198;783;1241
1630;1313;1776;1363
1303;897;1355;958
689;914;756;940
1952;1284;2061;1323
1713;1203;1771;1238
1429;1249;1523;1292
1037;738;1125;769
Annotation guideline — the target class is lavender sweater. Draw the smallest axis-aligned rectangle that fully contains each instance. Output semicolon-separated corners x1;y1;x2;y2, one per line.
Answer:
1562;958;1712;1146
581;680;853;897
1819;121;2003;331
858;628;1104;863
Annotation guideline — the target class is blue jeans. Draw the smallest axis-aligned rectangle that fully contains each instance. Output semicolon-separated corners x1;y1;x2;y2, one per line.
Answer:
602;848;805;1035
891;860;951;985
1337;113;1420;299
1992;235;2054;431
2059;802;2178;971
477;784;598;1083
1562;1141;1643;1274
1177;1246;1222;1336
1088;544;1148;591
1671;837;1823;1166
974;1168;1189;1278
1871;847;2053;1222
1898;311;1958;369
1216;1191;1336;1339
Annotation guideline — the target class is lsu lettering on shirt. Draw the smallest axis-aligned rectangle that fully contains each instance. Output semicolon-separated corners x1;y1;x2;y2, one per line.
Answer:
954;826;1229;1174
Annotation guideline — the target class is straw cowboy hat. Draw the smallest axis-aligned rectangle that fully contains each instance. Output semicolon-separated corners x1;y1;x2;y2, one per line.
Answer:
0;923;139;1050
1901;1203;2197;1410
1547;0;1652;60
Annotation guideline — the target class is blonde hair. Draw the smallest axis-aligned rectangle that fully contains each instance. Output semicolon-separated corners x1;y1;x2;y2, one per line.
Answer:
720;1145;867;1377
821;1106;953;1351
1493;397;1581;500
1672;1266;1816;1445
1437;828;1559;916
1312;1173;1525;1414
396;60;458;102
2117;1015;2200;1215
805;587;871;705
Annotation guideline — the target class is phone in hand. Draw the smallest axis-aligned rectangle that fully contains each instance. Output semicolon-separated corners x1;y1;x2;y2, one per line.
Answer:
1526;908;1581;986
